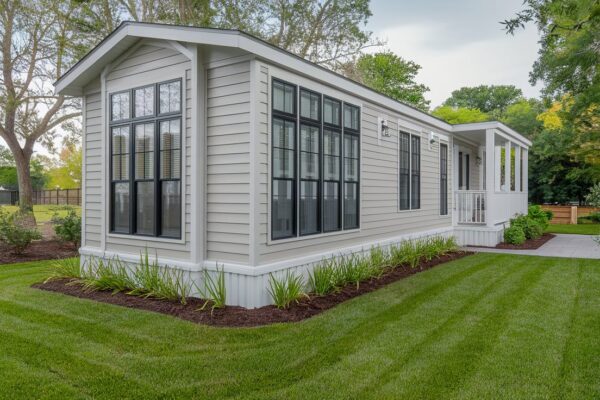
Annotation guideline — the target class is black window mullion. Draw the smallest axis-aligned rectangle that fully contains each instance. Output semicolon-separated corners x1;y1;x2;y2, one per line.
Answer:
154;118;160;237
129;120;135;235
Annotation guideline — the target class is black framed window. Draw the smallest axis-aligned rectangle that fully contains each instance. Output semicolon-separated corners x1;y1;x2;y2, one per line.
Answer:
440;143;448;215
399;132;410;210
109;79;182;238
399;132;420;210
299;89;321;235
343;104;360;229
271;79;360;240
411;135;421;209
272;80;297;240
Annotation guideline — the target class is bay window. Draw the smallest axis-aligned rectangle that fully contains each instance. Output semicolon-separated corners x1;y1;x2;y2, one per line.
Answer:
271;79;360;241
109;79;182;238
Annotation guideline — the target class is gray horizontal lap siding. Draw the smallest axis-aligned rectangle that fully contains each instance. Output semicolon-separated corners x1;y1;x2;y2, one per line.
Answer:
95;44;192;260
256;62;453;264
206;60;252;264
84;92;102;248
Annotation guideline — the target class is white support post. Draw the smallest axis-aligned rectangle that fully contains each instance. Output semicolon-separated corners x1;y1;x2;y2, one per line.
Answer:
494;144;501;192
504;140;511;193
515;146;521;194
478;145;485;190
485;129;496;227
523;148;529;193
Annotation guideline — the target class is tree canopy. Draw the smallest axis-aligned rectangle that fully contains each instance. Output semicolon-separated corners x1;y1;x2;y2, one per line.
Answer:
431;106;489;124
442;85;524;116
345;51;430;111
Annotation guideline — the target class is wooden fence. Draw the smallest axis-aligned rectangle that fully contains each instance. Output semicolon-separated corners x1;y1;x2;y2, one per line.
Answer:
541;205;600;224
0;188;81;206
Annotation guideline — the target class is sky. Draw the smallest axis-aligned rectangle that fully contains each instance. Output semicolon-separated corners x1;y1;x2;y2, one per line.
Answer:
367;0;542;107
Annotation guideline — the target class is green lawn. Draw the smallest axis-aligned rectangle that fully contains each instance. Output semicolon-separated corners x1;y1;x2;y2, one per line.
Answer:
1;254;599;399
546;223;600;235
0;204;81;223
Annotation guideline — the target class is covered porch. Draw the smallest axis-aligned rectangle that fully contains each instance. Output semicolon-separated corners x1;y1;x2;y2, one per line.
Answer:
450;123;531;246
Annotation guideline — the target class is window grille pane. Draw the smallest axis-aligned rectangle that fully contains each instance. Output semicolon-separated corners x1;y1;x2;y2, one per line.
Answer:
160;119;181;179
134;86;154;117
273;148;294;178
300;91;319;120
161;181;181;237
344;182;358;229
344;104;359;130
159;81;181;114
273;118;295;149
300;181;319;235
323;98;340;126
272;179;294;239
135;123;154;179
113;182;130;232
300;125;319;153
112;126;129;155
111;92;130;121
136;182;155;235
273;81;294;114
411;135;421;209
323;181;340;231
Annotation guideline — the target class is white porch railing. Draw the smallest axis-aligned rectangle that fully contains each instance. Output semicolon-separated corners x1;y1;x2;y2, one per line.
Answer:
456;190;486;224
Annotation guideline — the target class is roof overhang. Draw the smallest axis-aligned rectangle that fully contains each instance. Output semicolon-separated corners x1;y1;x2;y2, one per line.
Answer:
452;121;532;148
56;22;532;146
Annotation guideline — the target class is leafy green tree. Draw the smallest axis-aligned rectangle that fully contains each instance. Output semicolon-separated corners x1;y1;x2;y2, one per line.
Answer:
500;99;544;136
443;85;524;116
503;0;600;117
47;144;82;189
346;51;430;111
431;106;489;124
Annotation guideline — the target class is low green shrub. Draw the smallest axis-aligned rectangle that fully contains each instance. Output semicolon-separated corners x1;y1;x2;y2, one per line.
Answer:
199;266;226;311
128;252;191;304
81;257;134;294
0;209;41;254
504;225;526;245
308;261;337;296
528;205;550;229
587;212;600;223
45;257;81;282
52;210;81;247
511;215;543;240
268;271;306;309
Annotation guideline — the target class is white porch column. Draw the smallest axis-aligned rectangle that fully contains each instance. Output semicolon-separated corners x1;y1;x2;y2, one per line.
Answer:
523;148;529;193
515;145;521;193
485;129;496;227
478;145;485;190
504;140;511;192
494;144;501;192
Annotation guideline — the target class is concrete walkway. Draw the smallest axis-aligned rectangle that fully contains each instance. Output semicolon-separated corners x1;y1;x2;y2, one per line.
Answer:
466;234;600;259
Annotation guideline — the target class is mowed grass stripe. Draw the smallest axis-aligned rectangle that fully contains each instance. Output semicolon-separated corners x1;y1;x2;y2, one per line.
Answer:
260;254;526;400
0;254;598;399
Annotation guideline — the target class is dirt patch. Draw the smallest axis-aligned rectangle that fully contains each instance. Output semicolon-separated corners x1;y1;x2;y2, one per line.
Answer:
495;233;555;250
33;251;473;327
0;240;78;265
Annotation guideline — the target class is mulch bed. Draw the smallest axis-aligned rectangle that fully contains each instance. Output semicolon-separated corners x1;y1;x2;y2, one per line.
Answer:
33;251;473;328
0;240;78;265
494;233;556;250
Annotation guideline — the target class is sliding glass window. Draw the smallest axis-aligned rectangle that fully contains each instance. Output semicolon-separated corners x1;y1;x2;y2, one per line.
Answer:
109;79;182;238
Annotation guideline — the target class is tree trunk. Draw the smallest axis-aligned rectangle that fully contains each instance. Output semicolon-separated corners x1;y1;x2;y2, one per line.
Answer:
14;150;35;217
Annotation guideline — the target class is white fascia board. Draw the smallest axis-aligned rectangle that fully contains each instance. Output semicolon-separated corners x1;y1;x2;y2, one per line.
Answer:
452;122;532;148
55;23;453;131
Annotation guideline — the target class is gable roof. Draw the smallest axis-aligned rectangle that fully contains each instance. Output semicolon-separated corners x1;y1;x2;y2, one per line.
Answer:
55;21;531;147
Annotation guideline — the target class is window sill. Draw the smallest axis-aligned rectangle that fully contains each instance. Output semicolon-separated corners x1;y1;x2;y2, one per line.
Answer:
267;228;360;246
107;232;186;245
397;208;421;214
